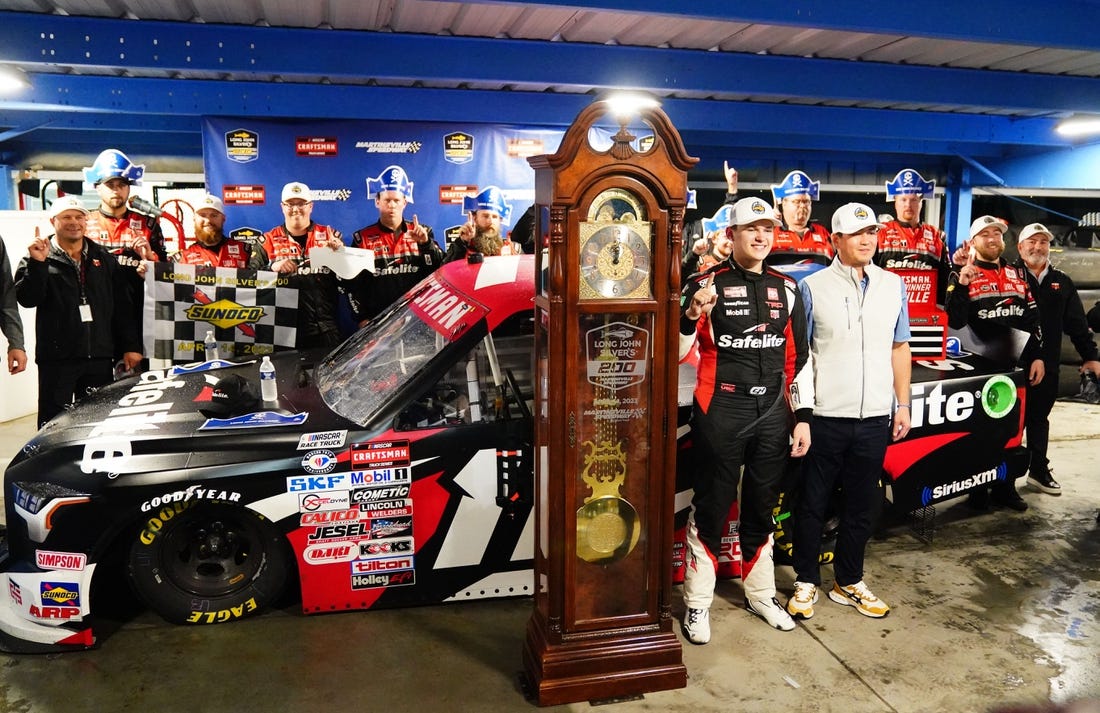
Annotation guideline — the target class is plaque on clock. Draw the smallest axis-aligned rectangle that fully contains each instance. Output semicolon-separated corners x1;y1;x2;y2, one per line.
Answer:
522;100;697;706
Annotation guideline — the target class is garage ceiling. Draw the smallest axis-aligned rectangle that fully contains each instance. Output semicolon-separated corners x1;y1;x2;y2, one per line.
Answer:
2;1;1100;181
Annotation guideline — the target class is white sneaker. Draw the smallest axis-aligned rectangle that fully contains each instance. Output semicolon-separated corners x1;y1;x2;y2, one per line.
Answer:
787;581;819;620
682;607;711;644
746;597;796;631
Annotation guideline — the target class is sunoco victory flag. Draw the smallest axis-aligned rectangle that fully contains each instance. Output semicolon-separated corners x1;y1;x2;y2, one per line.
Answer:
144;263;298;368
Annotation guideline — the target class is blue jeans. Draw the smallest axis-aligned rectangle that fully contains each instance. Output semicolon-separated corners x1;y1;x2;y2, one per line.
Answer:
792;415;889;587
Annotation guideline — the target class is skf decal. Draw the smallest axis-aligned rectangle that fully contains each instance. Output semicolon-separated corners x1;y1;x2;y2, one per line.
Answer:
35;550;88;571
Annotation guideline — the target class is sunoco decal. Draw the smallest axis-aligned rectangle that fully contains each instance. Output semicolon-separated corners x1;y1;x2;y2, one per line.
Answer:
40;582;81;608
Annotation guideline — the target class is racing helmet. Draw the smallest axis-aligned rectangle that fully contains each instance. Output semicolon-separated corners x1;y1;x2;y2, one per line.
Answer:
83;149;145;186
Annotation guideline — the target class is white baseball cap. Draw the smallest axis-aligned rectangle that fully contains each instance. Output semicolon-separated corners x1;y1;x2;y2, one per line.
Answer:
968;215;1007;239
831;202;884;234
729;197;781;228
281;181;312;203
195;193;225;215
1018;222;1053;241
48;195;89;219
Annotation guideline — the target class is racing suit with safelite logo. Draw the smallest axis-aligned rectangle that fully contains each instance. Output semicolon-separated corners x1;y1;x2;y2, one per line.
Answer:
876;220;951;303
679;259;814;609
944;258;1042;366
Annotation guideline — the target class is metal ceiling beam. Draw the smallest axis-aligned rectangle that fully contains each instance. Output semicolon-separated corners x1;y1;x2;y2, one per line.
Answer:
3;73;1070;153
480;1;1100;52
2;12;1100;115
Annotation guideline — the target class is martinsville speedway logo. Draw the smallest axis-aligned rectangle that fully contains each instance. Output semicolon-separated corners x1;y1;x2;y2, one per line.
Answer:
185;298;266;329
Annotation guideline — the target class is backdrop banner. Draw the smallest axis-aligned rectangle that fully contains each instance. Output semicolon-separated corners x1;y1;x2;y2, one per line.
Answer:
200;117;566;249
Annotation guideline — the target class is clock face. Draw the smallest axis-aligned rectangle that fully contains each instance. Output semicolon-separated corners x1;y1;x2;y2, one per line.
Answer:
576;187;653;300
579;223;652;299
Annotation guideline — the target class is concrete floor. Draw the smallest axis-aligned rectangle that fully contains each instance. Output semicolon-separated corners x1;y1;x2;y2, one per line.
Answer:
1;405;1099;713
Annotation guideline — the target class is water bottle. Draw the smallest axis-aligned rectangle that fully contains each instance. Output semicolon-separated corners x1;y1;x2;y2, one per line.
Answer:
203;330;218;362
259;356;277;402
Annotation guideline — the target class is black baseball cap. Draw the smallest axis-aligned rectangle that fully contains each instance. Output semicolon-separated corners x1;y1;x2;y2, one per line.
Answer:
200;374;262;418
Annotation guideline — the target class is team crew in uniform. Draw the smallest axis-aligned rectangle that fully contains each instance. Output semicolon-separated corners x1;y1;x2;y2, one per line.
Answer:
679;197;814;643
251;182;345;349
876;169;952;303
945;215;1043;512
768;170;833;264
790;203;911;621
173;194;252;268
346;165;443;326
15;196;142;427
443;186;522;262
83;149;166;330
1012;222;1100;495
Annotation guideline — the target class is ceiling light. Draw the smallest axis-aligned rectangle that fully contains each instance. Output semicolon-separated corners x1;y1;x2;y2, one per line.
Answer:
0;66;30;95
602;92;660;123
1055;115;1100;138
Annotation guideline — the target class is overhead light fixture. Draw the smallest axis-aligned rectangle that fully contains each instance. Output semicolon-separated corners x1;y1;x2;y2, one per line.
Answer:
601;91;660;123
0;66;30;95
1055;115;1100;138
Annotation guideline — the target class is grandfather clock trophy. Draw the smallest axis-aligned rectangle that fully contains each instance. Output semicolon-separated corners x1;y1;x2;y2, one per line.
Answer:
522;98;697;706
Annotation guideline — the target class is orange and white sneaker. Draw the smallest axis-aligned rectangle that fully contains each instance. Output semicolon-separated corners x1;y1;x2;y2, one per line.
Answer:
828;580;890;618
787;581;819;620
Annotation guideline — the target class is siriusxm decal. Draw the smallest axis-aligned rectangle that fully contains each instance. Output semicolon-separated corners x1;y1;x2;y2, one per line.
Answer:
921;463;1007;506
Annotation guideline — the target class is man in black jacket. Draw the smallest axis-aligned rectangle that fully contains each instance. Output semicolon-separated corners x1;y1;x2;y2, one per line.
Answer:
15;196;142;427
0;235;28;374
1014;222;1100;495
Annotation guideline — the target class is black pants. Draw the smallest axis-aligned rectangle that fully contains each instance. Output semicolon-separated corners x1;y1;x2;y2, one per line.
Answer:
690;392;789;567
792;415;889;587
1024;366;1059;473
37;359;113;428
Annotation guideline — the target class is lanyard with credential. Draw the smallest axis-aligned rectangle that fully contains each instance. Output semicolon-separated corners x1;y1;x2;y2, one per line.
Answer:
77;245;93;323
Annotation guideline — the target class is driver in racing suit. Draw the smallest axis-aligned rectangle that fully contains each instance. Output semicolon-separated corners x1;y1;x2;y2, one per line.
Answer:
679;197;814;644
876;168;953;304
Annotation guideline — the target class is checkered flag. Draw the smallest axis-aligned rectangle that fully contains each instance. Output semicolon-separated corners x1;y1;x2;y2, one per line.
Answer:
144;263;298;369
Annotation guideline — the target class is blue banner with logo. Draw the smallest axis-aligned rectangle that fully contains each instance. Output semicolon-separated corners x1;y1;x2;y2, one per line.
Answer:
201;118;564;249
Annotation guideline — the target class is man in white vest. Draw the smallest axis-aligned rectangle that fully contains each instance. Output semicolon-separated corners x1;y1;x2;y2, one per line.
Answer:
789;202;912;620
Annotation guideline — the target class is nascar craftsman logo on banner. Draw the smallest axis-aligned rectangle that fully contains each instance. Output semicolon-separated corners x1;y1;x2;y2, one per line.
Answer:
144;263;298;368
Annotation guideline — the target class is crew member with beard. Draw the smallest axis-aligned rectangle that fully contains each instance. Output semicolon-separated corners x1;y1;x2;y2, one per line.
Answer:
347;166;442;325
1012;222;1100;496
83;149;166;329
251;182;345;349
945;215;1043;512
679;196;814;642
444;186;520;263
876;168;953;303
174;194;251;268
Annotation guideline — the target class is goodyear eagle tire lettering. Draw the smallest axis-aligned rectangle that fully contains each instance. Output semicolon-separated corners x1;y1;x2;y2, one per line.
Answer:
127;503;290;625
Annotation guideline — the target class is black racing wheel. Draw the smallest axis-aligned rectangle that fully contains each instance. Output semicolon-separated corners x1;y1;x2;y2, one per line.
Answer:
127;502;290;625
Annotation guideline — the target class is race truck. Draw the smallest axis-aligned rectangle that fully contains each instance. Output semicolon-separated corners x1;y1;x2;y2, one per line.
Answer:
0;254;1029;652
